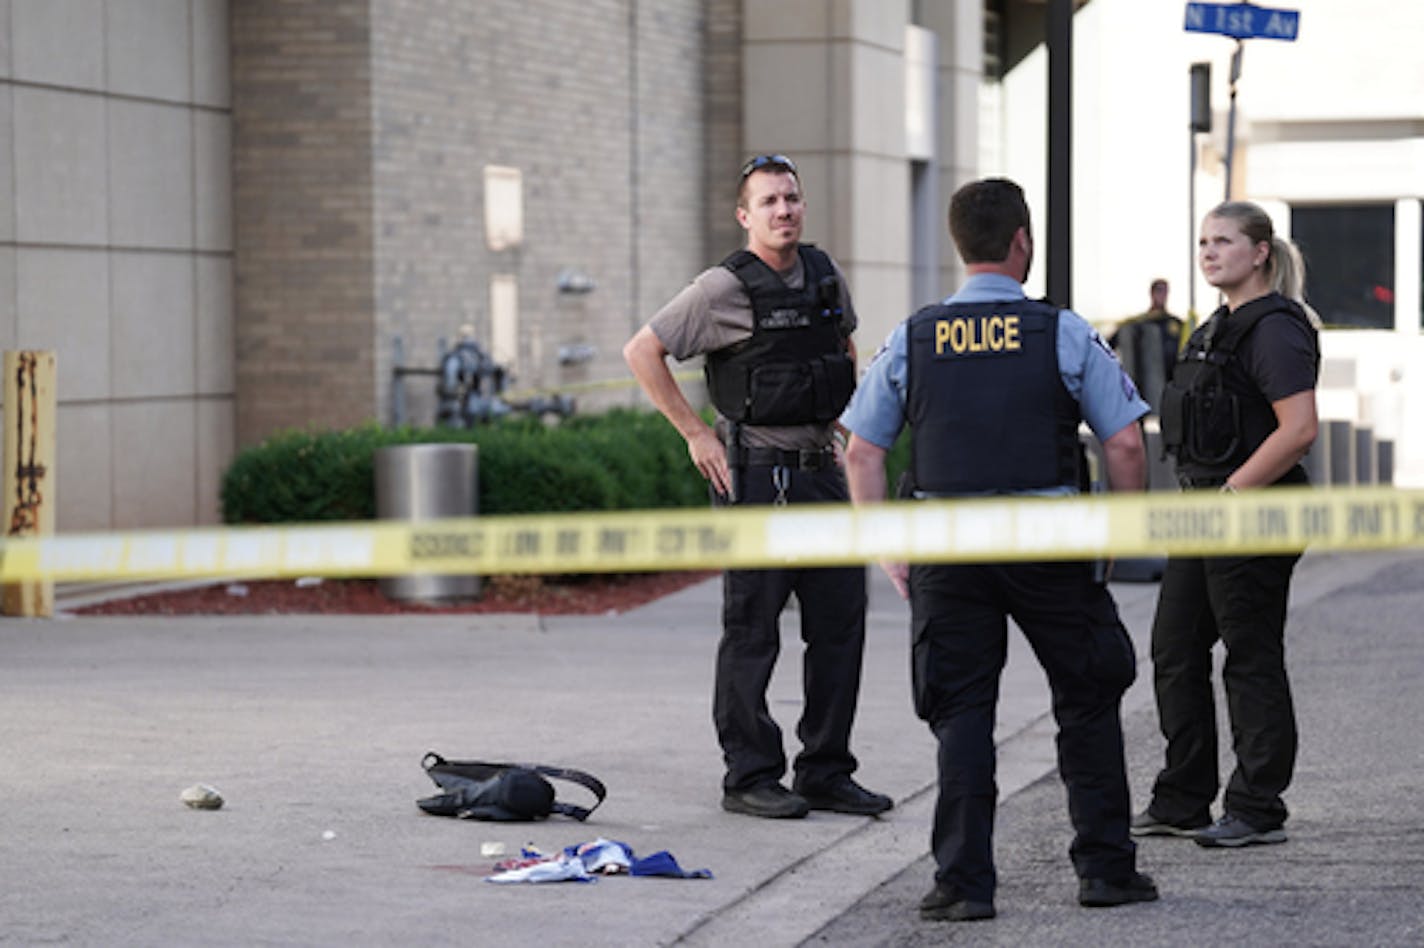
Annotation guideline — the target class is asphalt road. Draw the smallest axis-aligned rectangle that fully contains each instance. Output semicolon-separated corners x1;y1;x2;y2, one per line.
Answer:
811;550;1424;946
1;549;1420;946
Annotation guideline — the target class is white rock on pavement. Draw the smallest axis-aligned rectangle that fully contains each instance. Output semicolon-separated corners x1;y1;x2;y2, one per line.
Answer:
181;784;225;810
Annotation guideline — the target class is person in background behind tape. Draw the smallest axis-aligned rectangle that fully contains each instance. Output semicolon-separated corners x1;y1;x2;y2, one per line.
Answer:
622;154;890;821
841;177;1156;922
1136;200;1320;848
1108;278;1184;414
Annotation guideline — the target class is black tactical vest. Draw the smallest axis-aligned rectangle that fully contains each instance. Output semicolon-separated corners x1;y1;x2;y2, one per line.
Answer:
906;298;1081;495
1159;293;1316;482
704;245;855;425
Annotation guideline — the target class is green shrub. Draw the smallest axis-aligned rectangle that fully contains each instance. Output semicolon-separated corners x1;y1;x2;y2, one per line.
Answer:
471;422;619;515
220;411;705;524
221;425;396;523
218;409;917;525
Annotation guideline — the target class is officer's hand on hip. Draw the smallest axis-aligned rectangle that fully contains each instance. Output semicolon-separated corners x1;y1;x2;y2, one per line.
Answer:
688;427;732;499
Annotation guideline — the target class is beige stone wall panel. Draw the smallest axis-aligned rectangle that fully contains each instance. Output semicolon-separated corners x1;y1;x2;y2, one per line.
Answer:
111;399;197;528
196;395;235;524
0;247;14;353
13;87;107;245
108;99;195;249
10;0;103;90
0;0;11;78
0;83;12;242
110;250;197;399
106;0;192;102
191;0;232;109
55;403;112;532
194;110;233;252
15;247;110;402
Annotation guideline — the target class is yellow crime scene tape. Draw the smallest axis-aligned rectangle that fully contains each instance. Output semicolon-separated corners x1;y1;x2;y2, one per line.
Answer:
2;486;1422;584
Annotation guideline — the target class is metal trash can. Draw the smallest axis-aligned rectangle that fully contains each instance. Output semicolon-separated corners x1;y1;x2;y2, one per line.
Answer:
374;443;480;602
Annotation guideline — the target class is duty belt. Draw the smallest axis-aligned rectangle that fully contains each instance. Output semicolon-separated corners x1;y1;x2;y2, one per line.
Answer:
1177;473;1228;489
728;446;837;471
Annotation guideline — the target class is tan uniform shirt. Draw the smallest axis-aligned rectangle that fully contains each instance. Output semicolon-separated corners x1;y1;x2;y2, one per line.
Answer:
648;251;858;450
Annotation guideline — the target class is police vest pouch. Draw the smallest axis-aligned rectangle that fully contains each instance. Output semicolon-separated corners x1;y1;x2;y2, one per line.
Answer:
809;350;856;422
1184;372;1243;464
1159;369;1241;465
1157;381;1187;456
739;351;854;425
416;752;606;822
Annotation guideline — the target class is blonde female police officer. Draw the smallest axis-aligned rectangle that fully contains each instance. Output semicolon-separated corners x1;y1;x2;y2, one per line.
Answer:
1134;200;1320;848
842;177;1156;921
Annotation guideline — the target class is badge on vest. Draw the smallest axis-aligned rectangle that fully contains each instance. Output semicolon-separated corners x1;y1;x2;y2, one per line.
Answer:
759;307;812;330
934;314;1022;358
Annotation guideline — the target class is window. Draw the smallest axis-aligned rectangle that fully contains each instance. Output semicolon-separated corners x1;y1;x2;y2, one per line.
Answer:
1291;204;1395;329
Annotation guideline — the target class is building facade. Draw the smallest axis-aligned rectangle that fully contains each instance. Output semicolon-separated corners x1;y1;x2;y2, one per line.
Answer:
2;0;988;531
2;1;1417;535
997;0;1424;486
0;0;234;531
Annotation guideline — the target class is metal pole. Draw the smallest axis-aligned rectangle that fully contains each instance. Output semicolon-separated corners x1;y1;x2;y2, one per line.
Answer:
1047;0;1072;306
1189;130;1197;317
1188;60;1211;326
1224;40;1243;201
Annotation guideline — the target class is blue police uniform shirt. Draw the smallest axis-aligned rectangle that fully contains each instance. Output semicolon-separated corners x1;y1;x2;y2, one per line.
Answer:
841;273;1149;491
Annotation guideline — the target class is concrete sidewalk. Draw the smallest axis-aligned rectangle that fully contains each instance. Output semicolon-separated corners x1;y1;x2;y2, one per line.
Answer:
1;550;1420;946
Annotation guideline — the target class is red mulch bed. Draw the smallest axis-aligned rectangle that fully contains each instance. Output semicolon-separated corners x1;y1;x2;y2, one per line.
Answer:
74;572;718;617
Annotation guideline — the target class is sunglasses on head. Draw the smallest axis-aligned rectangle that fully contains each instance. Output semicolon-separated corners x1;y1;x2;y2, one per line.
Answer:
739;154;797;180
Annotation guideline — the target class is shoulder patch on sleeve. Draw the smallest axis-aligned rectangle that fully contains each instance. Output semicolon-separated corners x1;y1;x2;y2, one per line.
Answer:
1090;329;1116;358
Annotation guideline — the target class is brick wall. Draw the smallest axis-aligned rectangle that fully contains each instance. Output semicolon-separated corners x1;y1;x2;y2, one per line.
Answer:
232;1;732;439
370;0;715;424
231;1;378;446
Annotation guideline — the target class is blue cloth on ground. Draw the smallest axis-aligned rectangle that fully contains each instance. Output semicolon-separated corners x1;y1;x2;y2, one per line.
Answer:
630;850;714;879
484;838;712;883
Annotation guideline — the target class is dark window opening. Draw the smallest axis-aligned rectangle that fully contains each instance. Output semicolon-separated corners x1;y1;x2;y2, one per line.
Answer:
1291;204;1395;330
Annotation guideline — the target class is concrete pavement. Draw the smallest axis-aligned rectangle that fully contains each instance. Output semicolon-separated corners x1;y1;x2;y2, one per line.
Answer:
1;549;1420;946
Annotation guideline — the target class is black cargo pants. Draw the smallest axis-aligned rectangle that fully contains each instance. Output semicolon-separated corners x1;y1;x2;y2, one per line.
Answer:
1147;551;1301;830
910;560;1139;903
714;461;868;794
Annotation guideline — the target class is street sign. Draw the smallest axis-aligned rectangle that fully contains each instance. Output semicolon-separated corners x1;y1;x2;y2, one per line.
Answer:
1184;2;1299;41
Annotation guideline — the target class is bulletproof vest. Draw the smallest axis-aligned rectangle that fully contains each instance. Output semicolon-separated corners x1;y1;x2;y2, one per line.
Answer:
905;298;1082;495
704;245;855;425
1159;293;1316;480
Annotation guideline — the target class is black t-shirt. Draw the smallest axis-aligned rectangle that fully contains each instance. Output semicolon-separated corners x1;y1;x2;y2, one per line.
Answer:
1207;296;1318;405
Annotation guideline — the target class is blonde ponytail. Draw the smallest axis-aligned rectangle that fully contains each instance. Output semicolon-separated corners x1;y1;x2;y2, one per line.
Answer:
1268;235;1322;328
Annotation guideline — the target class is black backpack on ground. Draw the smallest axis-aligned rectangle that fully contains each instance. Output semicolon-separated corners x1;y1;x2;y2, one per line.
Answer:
415;752;606;822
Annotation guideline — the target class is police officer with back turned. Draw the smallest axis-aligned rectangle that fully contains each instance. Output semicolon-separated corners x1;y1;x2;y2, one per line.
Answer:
623;154;891;821
841;177;1157;921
